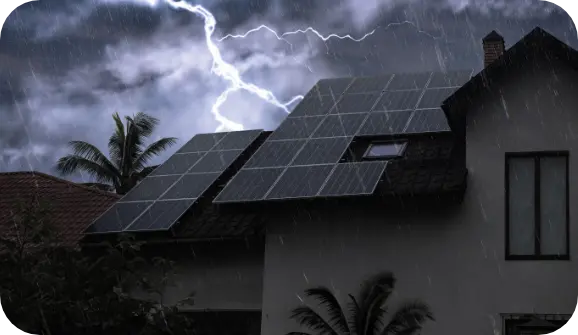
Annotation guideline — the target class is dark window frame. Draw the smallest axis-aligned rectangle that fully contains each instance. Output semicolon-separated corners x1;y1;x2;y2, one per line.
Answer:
504;151;570;261
502;313;569;335
362;140;407;160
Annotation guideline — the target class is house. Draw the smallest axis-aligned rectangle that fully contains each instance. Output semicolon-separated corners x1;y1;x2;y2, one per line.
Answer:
0;171;120;247
82;26;578;335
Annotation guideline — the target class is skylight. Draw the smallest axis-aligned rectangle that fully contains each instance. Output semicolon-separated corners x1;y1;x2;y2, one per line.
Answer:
363;141;407;159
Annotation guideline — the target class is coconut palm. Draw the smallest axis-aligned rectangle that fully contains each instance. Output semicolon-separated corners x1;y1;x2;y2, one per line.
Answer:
56;112;177;194
288;272;434;335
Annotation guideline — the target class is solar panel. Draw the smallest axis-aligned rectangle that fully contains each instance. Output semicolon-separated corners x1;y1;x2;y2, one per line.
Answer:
319;161;387;196
317;77;353;96
212;130;262;150
330;93;381;114
213;168;285;202
268;116;324;140
357;111;413;136
150;152;205;176
291;137;351;166
428;70;473;88
160;173;221;200
311;113;369;138
288;91;337;117
386;73;431;90
346;75;392;94
124;199;195;232
374;90;422;111
87;201;153;233
119;175;181;202
243;140;306;168
265;164;335;200
417;88;456;109
187;150;243;173
405;108;450;133
177;132;227;153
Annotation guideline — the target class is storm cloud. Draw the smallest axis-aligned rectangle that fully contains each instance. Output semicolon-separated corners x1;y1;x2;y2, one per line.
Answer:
0;0;575;180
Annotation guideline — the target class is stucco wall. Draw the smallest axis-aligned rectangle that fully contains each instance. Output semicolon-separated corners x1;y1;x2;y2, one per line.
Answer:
260;57;578;335
132;240;264;311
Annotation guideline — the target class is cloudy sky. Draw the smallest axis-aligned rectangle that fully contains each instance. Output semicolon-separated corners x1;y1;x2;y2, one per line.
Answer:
0;0;576;181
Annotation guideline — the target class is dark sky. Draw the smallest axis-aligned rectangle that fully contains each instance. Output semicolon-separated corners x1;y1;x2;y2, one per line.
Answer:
0;0;575;180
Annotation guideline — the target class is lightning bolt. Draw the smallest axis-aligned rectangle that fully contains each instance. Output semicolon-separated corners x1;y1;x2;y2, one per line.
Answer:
105;0;438;132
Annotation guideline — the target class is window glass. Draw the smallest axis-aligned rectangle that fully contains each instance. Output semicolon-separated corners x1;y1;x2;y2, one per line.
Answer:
539;156;567;255
508;157;536;255
365;142;405;158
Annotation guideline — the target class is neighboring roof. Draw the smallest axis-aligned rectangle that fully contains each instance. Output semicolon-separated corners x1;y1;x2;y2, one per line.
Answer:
0;171;120;246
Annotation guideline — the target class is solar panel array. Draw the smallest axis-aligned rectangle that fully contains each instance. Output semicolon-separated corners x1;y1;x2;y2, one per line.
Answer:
214;70;473;203
87;129;263;234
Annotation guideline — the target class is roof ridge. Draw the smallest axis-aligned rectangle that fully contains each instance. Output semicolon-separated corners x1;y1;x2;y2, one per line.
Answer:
0;171;121;199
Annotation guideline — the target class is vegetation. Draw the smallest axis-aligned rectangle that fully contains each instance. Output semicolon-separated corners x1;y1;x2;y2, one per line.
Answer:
56;112;177;194
288;272;434;335
0;198;194;334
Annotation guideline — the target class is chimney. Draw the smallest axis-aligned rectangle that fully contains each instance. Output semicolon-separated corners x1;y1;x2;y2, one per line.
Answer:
482;30;505;68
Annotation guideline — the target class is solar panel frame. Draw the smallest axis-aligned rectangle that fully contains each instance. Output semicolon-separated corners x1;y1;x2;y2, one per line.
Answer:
310;113;369;138
212;129;262;150
213;167;286;203
264;164;335;200
118;175;182;203
160;172;222;200
373;90;423;111
317;77;354;96
267;116;325;140
386;72;432;90
149;152;206;176
416;87;457;109
318;161;388;196
290;137;351;166
123;199;196;232
329;92;382;114
357;110;414;136
186;149;243;173
86;201;154;234
345;75;392;94
243;139;306;168
288;91;338;117
427;69;474;88
404;108;451;133
177;132;227;153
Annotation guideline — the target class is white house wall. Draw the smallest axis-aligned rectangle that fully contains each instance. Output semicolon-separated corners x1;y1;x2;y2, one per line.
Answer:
260;57;578;335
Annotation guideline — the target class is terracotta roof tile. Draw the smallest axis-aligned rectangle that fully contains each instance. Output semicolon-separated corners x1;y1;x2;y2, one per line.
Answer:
0;171;120;246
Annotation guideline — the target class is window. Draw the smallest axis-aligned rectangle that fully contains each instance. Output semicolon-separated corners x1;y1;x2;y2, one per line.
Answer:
504;314;568;335
505;151;569;260
363;141;406;159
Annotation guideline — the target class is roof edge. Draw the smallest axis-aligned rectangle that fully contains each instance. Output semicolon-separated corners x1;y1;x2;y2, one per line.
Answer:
0;171;121;199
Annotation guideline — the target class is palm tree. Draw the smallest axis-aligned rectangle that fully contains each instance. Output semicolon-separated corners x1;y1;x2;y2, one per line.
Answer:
288;272;434;335
56;112;177;194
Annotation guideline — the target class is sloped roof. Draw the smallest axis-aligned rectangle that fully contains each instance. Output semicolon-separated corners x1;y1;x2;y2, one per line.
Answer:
0;171;120;246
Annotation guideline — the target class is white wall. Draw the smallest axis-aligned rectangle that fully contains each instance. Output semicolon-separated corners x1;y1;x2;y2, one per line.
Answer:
260;57;578;335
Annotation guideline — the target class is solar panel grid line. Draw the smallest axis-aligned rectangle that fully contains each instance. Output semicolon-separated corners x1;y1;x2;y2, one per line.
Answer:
123;199;196;232
264;164;336;200
318;161;388;196
290;137;352;166
402;110;417;133
85;201;155;234
315;163;340;196
160;172;222;200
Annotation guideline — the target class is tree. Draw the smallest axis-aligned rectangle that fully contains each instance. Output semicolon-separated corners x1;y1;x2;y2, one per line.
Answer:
287;272;434;335
0;198;195;335
56;112;177;194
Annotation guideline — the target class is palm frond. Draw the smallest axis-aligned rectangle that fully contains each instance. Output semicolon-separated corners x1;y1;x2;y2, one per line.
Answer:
347;294;362;334
381;301;434;335
130;112;159;138
136;165;159;180
64;141;120;178
132;137;177;171
354;272;396;335
290;306;340;335
108;112;126;168
305;287;350;333
55;155;117;185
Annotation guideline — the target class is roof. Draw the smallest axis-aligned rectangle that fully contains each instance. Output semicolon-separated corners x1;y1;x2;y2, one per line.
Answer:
0;171;120;247
446;27;578;134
